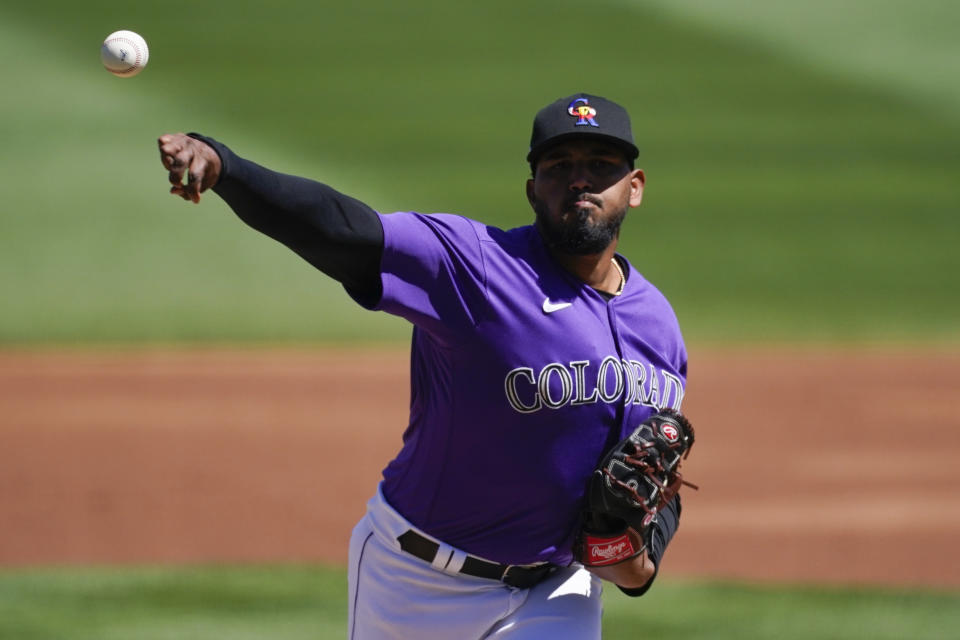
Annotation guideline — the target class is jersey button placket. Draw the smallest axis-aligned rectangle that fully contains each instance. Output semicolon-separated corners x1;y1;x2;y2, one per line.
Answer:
606;301;629;433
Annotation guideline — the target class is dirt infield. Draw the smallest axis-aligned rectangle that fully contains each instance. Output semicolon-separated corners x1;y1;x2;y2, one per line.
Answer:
2;346;958;588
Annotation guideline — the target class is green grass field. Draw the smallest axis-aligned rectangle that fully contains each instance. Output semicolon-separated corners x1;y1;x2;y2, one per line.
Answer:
1;0;958;344
2;1;958;637
1;566;957;640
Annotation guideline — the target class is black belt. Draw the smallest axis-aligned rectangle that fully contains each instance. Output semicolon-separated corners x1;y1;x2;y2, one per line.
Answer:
397;530;555;589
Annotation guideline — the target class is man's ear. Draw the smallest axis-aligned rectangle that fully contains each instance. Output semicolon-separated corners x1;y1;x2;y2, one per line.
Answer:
629;169;645;208
526;178;536;208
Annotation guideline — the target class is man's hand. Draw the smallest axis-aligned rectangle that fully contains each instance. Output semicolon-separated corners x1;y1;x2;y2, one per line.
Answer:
585;550;655;590
157;133;222;203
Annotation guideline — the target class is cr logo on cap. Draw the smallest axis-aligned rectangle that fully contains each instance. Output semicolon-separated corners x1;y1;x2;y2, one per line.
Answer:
568;98;599;127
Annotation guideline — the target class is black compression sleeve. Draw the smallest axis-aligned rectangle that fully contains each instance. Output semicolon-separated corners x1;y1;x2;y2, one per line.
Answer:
188;133;384;307
617;494;682;597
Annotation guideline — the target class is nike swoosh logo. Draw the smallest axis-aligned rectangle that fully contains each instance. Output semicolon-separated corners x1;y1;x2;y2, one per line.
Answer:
542;298;573;314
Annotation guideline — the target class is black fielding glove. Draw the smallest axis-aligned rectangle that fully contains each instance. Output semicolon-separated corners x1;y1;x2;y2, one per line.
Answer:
575;409;696;567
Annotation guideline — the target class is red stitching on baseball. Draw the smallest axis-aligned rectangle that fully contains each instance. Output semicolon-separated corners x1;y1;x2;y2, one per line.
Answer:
104;37;144;73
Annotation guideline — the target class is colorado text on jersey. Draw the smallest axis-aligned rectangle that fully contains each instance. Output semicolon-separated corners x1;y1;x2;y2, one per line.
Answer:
503;357;684;414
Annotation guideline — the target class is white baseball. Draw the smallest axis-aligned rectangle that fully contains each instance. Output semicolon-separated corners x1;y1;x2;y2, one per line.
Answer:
101;30;149;77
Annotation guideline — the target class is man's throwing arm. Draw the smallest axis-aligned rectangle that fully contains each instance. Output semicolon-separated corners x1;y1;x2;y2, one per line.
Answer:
159;132;384;304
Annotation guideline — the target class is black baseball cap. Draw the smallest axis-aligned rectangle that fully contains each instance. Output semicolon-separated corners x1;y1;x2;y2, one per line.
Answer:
527;93;639;165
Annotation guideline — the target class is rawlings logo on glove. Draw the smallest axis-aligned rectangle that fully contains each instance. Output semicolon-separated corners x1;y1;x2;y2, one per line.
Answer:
583;532;640;566
575;409;696;567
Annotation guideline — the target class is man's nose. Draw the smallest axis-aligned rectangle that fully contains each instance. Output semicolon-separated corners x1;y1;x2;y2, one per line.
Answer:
568;166;592;191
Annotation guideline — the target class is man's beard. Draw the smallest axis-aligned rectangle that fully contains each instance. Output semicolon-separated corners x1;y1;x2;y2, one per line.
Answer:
534;195;627;255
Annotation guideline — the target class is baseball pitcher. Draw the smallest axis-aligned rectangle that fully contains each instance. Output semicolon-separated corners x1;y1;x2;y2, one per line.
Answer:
157;93;695;639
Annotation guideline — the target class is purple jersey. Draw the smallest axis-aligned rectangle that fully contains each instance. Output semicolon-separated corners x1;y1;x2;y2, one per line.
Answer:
366;211;687;567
